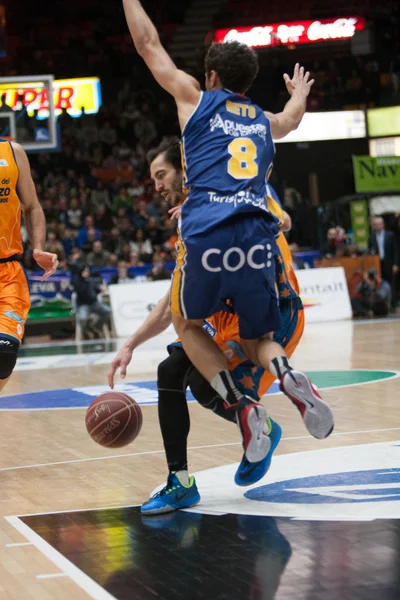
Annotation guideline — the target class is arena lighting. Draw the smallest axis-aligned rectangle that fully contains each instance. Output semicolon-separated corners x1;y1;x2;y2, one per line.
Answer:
215;17;366;47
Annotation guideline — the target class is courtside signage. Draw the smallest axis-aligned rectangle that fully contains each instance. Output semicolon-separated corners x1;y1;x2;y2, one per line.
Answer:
296;267;352;322
0;77;102;118
215;17;366;48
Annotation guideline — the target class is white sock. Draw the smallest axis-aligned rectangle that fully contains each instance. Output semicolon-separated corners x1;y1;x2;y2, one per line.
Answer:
175;470;190;486
211;370;242;404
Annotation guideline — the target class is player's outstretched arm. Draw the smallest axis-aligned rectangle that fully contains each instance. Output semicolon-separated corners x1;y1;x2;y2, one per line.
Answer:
108;289;172;388
265;63;314;140
122;0;200;120
12;142;59;281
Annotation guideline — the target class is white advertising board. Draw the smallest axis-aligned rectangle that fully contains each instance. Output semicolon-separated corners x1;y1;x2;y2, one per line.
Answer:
109;268;351;341
297;267;352;322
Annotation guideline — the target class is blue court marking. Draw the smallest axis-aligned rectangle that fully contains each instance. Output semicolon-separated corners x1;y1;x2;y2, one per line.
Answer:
0;381;281;410
245;467;400;504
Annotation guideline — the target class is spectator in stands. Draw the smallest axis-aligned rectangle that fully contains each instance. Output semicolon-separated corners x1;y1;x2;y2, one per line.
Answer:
146;254;171;281
45;232;66;264
130;200;149;230
139;182;155;204
369;216;399;308
320;227;346;258
146;216;164;248
68;247;86;271
127;250;140;267
67;197;83;229
81;228;100;255
71;265;111;338
110;260;135;284
105;227;126;256
87;240;112;268
351;269;391;317
94;204;114;232
77;215;101;249
60;227;76;258
99;120;117;150
90;180;111;209
112;187;132;212
130;229;153;263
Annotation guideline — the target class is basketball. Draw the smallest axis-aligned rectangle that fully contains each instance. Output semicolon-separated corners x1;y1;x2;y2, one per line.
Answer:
85;392;143;448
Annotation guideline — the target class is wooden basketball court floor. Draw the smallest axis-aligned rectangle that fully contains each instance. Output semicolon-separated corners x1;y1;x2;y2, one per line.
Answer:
0;318;399;599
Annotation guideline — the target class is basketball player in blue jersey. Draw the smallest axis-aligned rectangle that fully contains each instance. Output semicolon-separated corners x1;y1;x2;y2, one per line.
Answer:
123;0;324;466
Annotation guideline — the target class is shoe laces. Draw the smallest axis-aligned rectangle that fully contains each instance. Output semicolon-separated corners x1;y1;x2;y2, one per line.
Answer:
154;474;181;498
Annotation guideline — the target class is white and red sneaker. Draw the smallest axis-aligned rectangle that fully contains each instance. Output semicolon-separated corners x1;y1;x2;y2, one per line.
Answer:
281;370;334;439
236;399;271;463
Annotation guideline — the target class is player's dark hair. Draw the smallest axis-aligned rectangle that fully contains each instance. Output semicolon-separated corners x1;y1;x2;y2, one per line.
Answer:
205;41;259;94
146;137;181;171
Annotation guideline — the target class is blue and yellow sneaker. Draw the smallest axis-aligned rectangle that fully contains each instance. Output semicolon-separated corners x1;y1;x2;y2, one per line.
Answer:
234;418;282;487
141;473;200;515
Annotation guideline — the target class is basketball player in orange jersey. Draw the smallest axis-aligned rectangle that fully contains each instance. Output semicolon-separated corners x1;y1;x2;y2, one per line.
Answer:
108;139;333;514
0;140;58;391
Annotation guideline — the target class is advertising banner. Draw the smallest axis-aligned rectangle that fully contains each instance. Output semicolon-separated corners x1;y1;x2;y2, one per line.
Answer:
28;274;73;321
350;200;369;249
367;106;400;138
215;17;366;48
276;110;366;143
0;77;102;119
296;267;352;322
108;279;173;343
109;270;351;340
352;156;400;193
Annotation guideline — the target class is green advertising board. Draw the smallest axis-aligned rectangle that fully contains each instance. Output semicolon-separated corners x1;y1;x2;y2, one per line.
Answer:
352;156;400;193
350;200;369;250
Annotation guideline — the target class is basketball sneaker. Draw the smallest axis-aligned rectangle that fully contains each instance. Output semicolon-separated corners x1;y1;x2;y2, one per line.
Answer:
280;370;334;439
141;473;200;515
235;397;271;463
235;418;282;486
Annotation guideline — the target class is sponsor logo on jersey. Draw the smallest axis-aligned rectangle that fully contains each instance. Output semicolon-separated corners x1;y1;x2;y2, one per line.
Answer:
202;244;274;272
0;159;8;167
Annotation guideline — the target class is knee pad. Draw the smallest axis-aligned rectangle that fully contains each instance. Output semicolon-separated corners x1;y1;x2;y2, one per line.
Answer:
0;337;19;379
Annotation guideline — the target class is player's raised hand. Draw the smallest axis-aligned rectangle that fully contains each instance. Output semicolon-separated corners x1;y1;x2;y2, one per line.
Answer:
33;249;59;281
108;344;133;389
283;63;314;98
168;205;182;220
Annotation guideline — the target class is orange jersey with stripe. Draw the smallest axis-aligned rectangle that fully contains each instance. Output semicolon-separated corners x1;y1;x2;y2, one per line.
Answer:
0;141;22;258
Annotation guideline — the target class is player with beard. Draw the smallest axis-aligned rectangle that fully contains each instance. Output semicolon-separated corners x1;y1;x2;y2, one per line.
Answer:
108;138;332;515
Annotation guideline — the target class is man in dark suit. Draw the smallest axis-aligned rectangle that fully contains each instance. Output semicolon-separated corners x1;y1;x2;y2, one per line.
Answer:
368;216;399;308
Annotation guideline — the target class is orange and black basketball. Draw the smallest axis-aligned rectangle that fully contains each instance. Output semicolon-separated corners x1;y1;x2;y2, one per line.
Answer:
85;392;143;448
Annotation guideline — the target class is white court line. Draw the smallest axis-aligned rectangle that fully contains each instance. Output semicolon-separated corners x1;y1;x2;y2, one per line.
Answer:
6;542;33;547
36;573;68;580
0;426;399;473
1;369;399;412
5;516;116;600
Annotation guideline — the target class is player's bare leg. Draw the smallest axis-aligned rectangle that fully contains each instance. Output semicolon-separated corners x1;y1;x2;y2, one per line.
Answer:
242;336;334;439
172;313;271;463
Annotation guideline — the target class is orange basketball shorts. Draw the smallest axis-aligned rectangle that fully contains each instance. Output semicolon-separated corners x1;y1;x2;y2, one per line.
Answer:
0;262;30;344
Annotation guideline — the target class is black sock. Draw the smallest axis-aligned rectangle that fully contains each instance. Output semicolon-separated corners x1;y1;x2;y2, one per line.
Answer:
210;370;243;406
270;356;292;380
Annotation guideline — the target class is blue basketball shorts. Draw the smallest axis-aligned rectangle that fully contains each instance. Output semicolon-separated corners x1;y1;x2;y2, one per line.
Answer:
171;216;281;339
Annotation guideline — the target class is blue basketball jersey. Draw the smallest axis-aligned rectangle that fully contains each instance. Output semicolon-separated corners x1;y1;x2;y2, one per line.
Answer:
181;89;276;237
